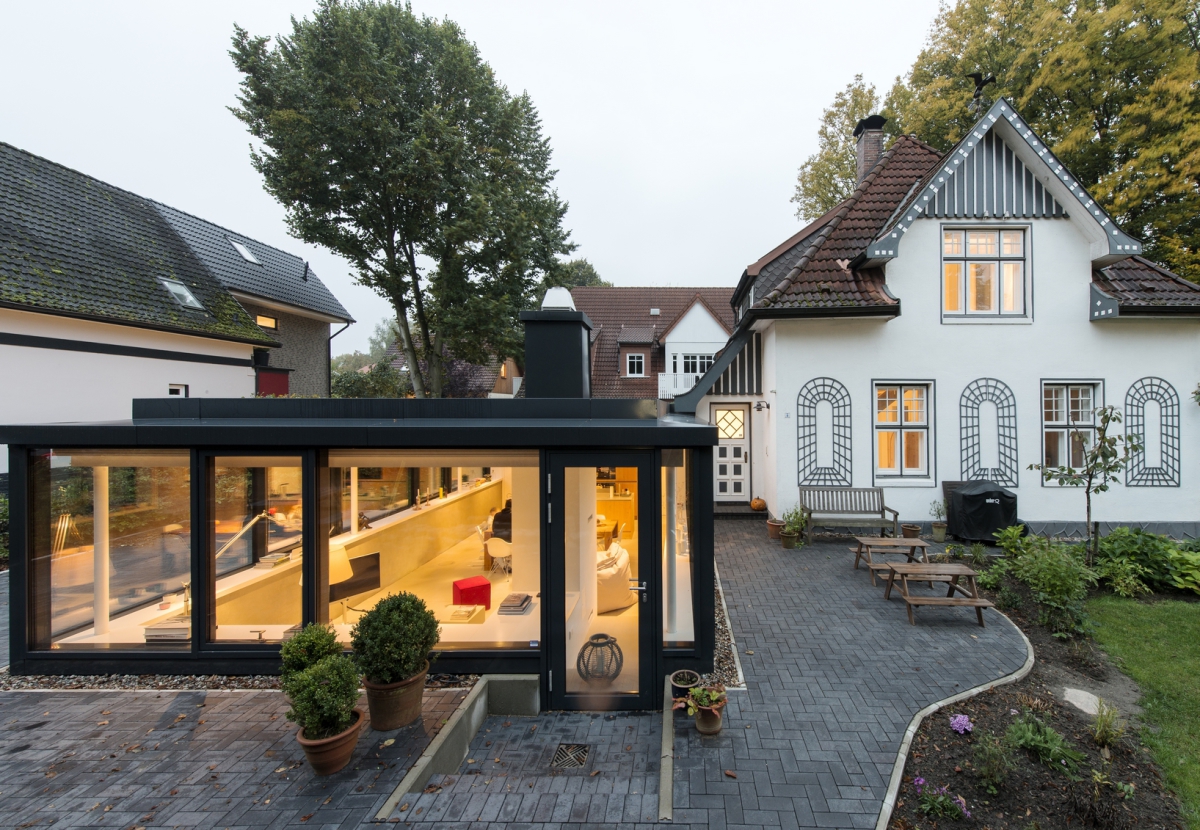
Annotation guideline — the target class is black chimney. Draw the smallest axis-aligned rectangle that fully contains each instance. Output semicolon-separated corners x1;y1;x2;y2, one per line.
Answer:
519;288;593;398
853;114;887;183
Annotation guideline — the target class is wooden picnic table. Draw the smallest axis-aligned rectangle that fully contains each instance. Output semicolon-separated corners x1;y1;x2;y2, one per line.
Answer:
883;562;993;627
851;536;931;586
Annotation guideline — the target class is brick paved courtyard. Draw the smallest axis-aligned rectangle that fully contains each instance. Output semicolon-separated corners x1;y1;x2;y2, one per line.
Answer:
0;521;1028;829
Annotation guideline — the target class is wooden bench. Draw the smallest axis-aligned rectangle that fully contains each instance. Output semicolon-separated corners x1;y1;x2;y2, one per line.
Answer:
799;487;898;544
883;562;994;627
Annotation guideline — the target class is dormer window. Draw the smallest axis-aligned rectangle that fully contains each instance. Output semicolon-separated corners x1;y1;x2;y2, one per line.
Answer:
626;353;645;377
942;228;1026;319
161;279;204;310
229;238;261;265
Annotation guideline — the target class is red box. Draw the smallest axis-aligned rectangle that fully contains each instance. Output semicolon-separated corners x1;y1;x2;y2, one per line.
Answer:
453;575;492;610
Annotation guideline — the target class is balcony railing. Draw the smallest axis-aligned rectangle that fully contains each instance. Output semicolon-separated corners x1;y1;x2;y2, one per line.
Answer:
658;372;703;400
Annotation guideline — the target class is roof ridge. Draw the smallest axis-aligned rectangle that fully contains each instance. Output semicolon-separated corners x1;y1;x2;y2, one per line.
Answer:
149;199;308;269
759;141;902;308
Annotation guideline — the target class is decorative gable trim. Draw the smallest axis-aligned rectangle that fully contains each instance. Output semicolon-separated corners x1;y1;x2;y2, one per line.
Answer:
868;99;1143;265
924;128;1066;219
658;294;734;341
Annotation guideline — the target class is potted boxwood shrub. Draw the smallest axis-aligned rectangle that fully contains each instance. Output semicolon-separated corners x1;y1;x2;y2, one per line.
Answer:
779;506;805;550
929;499;948;543
281;622;343;685
351;592;440;731
285;654;363;775
673;684;727;735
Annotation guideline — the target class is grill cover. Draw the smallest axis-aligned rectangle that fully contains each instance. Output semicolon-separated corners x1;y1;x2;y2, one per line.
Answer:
947;480;1018;542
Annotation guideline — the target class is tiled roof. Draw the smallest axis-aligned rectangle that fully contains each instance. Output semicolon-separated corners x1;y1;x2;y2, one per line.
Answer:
0;142;275;344
385;344;501;398
570;286;735;398
756;136;943;312
153;202;352;323
1093;256;1200;312
617;325;657;344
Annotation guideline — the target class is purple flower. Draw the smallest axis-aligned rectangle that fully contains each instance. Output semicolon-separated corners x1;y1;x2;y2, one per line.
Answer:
913;776;925;793
949;714;973;734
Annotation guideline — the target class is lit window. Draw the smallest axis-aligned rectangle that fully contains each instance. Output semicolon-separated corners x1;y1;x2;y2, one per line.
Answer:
1042;383;1099;470
229;238;261;264
256;314;278;330
942;229;1026;317
161;279;204;310
626;353;645;377
874;383;930;477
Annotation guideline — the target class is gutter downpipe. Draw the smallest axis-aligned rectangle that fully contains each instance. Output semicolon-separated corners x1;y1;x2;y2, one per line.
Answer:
327;321;351;397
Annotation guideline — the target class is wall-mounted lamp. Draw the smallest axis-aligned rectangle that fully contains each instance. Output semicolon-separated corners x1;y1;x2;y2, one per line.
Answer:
755;401;770;412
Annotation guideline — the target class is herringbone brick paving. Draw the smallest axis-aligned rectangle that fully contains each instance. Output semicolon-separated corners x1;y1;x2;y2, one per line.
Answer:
0;523;1027;829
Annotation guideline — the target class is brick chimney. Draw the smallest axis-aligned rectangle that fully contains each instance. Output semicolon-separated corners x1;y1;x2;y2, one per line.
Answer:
853;115;888;183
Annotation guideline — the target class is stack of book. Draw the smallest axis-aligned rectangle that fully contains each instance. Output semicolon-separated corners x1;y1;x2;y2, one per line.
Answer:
255;552;290;569
143;616;191;643
498;593;532;615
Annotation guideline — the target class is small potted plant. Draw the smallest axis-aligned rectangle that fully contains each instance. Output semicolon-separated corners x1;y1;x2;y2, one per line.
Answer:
284;653;363;775
673;683;727;735
669;668;701;700
901;522;922;538
929;499;948;543
766;515;785;539
280;622;343;684
779;506;805;549
351;592;441;731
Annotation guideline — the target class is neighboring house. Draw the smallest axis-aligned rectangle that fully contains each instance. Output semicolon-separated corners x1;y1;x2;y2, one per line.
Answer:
570;286;735;403
675;100;1200;534
0;142;353;472
386;344;523;398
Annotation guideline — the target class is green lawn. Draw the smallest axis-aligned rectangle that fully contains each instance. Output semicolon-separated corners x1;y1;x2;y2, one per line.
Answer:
1088;595;1200;827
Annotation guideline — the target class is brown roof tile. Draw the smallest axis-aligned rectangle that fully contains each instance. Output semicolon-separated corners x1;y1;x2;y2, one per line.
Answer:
571;286;735;398
1094;256;1200;312
757;136;942;312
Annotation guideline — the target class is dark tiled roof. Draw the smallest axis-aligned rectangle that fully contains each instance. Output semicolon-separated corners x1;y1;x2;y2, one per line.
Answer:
757;136;943;312
385;344;501;398
1094;256;1200;312
570;286;736;398
733;201;844;307
0;142;274;344
153;202;353;322
617;325;657;344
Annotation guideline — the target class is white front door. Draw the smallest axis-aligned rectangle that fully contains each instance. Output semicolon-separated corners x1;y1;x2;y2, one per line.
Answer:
713;405;750;502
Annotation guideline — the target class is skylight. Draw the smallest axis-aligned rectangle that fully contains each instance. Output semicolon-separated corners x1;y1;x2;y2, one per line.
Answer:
161;279;205;310
229;238;261;265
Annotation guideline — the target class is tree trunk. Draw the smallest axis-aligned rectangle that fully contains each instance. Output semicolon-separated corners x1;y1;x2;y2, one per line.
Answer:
394;315;426;399
1085;486;1094;566
428;332;445;399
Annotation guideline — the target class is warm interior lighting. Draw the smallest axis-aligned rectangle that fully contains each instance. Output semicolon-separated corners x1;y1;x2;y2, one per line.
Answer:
329;544;354;584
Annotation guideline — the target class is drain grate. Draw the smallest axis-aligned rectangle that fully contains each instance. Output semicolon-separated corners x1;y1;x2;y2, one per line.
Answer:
550;743;589;769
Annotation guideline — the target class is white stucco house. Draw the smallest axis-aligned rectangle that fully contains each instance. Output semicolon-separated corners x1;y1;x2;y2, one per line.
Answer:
0;142;353;476
675;100;1200;536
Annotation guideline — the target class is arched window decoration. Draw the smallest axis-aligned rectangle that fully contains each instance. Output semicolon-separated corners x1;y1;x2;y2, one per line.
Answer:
1125;377;1180;487
797;378;852;486
959;378;1018;486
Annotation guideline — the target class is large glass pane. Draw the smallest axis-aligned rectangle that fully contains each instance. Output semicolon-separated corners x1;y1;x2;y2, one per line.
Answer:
662;451;693;649
1069;431;1093;468
209;456;303;644
903;431;927;473
1001;262;1023;313
325;451;541;650
876;386;899;424
943;263;962;312
1044;430;1064;468
968;262;997;311
565;465;639;696
877;430;899;472
28;449;192;650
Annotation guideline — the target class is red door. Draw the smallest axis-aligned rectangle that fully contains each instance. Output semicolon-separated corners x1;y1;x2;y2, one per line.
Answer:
256;368;290;397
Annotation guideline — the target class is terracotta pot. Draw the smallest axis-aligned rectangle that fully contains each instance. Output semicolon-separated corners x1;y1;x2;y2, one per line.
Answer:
297;709;363;776
780;531;800;550
750;498;767;512
931;522;948;543
364;660;429;731
766;518;785;540
670;669;701;700
901;523;921;539
694;707;724;735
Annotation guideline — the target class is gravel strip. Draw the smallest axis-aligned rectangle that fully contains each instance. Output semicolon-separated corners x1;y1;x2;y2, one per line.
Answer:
0;667;479;692
701;579;742;688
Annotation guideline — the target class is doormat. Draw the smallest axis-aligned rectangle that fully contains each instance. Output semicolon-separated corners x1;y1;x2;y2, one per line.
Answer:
550;743;589;769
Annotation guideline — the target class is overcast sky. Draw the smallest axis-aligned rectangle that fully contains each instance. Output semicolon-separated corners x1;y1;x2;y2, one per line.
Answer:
1;0;940;354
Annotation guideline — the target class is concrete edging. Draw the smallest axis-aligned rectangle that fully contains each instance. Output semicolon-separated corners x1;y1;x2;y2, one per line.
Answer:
873;613;1035;830
658;676;674;822
374;673;539;821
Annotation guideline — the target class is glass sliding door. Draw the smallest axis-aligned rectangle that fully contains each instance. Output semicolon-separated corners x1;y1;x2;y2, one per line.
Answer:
549;452;655;710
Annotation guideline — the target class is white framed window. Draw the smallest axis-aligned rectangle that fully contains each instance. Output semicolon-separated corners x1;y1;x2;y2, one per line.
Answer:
256;314;278;330
681;354;714;375
942;228;1027;318
1042;382;1102;472
161;279;204;310
229;238;261;265
874;383;932;479
626;353;645;377
168;384;189;397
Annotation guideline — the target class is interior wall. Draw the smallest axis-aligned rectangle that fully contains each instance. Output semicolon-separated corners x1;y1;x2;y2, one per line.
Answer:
511;466;540;594
563;467;597;657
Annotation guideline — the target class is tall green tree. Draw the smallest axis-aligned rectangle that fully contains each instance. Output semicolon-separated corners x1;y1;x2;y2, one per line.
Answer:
791;75;882;221
230;1;574;397
540;258;611;294
884;0;1200;280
